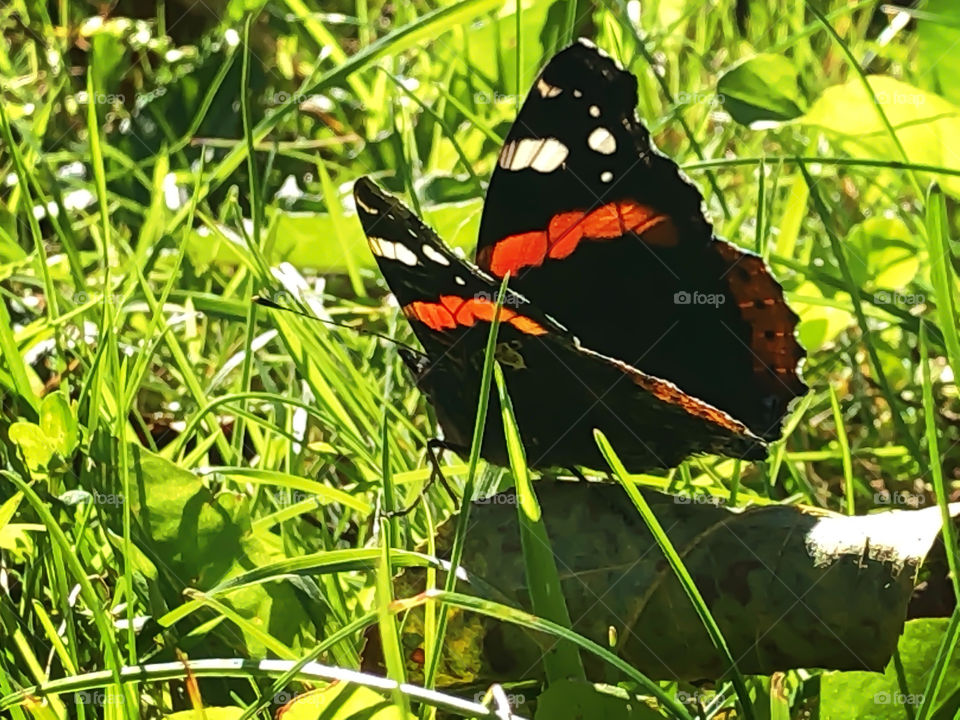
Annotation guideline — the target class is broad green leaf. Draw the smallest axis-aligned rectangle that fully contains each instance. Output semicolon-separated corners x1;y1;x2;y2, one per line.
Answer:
717;53;806;125
9;421;56;472
128;446;316;655
791;282;853;351
165;709;244;720
801;76;960;197
846;217;920;291
186;199;482;271
39;393;78;457
820;619;960;719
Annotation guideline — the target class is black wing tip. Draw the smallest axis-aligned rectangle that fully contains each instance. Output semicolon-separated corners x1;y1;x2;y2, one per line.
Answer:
353;176;387;210
742;438;769;461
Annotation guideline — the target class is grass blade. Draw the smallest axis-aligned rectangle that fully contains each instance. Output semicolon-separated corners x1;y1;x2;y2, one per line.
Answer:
493;361;586;683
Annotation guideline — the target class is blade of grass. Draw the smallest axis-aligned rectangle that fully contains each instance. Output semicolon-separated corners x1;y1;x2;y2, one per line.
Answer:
924;184;960;380
594;430;755;720
919;323;960;604
493;361;585;683
375;423;412;716
915;606;960;720
3;471;133;717
421;273;510;698
828;385;855;515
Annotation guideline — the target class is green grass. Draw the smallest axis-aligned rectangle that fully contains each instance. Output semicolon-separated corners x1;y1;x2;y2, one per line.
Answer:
1;0;960;718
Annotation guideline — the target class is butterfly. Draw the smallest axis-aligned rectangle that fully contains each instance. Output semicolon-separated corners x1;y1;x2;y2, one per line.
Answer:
354;39;806;474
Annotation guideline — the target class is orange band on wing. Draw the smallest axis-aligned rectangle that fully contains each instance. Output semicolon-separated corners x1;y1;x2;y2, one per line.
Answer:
403;295;548;335
480;200;676;276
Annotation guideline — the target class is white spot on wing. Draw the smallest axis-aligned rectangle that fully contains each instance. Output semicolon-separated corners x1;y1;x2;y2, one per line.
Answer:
511;138;542;169
455;276;466;286
422;244;451;266
601;171;613;183
368;237;418;266
498;137;568;173
589;105;600;117
536;77;562;98
392;243;418;266
573;89;583;98
587;127;617;155
531;139;568;172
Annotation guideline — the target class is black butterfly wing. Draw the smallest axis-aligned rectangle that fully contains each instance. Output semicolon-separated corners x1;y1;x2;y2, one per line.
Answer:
476;39;806;439
355;177;766;471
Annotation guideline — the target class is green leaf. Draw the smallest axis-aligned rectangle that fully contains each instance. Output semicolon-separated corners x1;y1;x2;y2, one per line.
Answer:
9;422;56;472
821;619;960;719
0;493;41;559
188;199;481;271
800;76;960;197
493;362;538;522
275;684;413;720
717;53;806;125
164;709;245;720
791;280;854;351
925;184;960;391
846;217;920;291
128;447;316;655
39;393;78;457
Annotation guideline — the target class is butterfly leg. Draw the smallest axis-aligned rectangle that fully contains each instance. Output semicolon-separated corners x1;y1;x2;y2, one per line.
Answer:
383;439;460;518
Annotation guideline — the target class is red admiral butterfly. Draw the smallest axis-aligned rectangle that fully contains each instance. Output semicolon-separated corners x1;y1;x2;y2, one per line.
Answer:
355;39;806;473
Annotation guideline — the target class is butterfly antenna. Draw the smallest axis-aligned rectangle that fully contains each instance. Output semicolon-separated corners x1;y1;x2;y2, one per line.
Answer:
381;439;459;518
253;296;422;355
